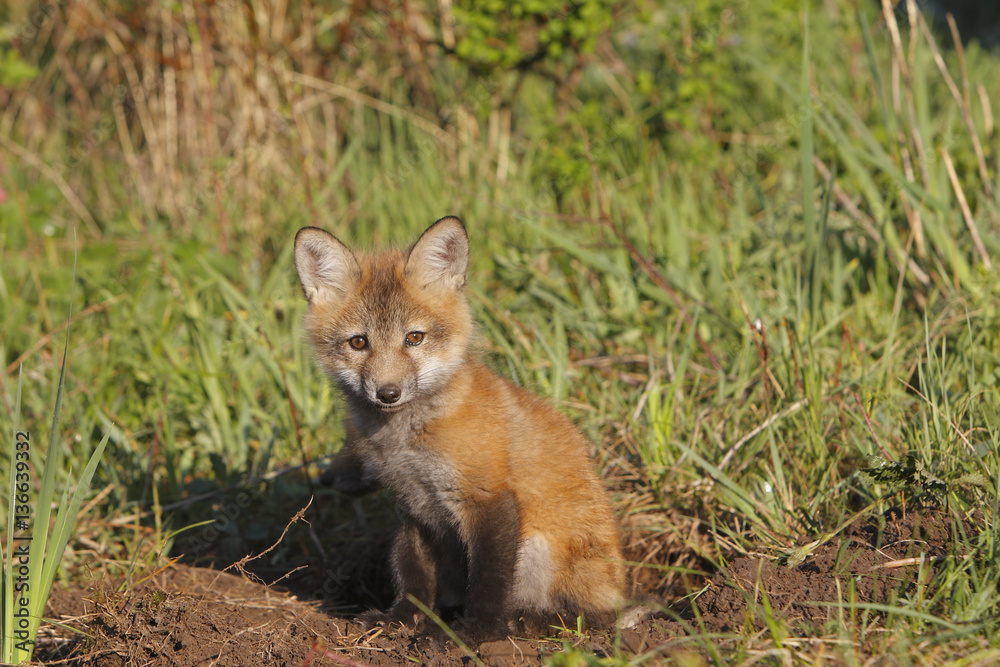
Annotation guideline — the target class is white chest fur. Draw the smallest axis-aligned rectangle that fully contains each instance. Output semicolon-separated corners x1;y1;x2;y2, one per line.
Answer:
359;414;462;533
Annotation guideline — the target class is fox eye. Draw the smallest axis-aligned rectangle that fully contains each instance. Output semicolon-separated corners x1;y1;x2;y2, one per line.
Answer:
348;335;368;350
405;331;424;346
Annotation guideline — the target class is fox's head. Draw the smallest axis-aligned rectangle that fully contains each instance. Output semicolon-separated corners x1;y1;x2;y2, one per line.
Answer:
294;217;473;411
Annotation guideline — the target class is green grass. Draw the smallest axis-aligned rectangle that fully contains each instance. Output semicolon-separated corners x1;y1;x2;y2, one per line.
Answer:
1;0;999;663
1;247;111;662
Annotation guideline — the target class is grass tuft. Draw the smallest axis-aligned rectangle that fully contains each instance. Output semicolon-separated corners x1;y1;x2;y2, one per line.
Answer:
2;242;111;662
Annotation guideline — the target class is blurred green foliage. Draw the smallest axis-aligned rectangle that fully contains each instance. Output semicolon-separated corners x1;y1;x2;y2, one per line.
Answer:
452;0;617;68
0;48;37;87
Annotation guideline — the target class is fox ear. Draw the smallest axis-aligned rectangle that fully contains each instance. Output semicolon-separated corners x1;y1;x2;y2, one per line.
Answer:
294;227;361;303
406;216;469;290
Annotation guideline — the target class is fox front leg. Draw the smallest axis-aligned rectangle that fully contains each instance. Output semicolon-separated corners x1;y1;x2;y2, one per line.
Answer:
319;444;381;496
460;490;520;643
358;515;439;629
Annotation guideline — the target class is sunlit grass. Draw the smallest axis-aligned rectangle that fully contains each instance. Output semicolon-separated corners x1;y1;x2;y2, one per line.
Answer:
0;0;998;662
1;251;111;663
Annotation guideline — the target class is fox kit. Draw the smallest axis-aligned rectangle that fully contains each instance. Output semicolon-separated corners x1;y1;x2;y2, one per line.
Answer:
294;217;624;641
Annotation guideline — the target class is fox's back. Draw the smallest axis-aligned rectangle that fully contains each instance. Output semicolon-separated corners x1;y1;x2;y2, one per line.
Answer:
411;362;624;612
439;365;616;523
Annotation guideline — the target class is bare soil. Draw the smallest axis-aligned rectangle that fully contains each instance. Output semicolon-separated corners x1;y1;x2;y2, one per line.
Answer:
35;507;971;666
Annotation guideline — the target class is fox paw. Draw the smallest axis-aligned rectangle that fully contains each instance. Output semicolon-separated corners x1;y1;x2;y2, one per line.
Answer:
319;466;381;497
450;617;510;646
356;609;419;631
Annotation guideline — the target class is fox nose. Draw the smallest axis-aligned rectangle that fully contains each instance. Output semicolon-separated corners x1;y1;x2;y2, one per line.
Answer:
376;385;401;404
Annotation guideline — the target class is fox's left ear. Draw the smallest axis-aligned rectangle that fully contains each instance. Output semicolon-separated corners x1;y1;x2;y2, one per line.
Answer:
294;226;361;304
406;216;469;290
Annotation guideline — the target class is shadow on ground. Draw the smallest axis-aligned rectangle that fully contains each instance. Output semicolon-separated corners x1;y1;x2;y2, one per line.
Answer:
36;479;978;665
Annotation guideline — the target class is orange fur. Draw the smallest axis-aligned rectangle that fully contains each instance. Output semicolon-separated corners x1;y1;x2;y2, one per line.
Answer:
295;217;623;638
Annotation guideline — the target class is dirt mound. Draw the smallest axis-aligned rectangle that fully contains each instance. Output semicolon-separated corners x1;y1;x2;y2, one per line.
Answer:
690;508;959;636
35;509;974;665
43;567;349;666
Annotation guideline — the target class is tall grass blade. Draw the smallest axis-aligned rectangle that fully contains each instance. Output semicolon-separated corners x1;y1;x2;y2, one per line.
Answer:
800;6;819;329
0;234;112;661
31;429;112;645
23;242;78;662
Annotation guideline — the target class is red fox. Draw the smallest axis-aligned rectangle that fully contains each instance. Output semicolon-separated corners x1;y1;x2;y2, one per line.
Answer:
294;217;624;641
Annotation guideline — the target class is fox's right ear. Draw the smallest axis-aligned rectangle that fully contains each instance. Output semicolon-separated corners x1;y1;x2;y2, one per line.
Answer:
406;216;469;290
294;227;361;303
